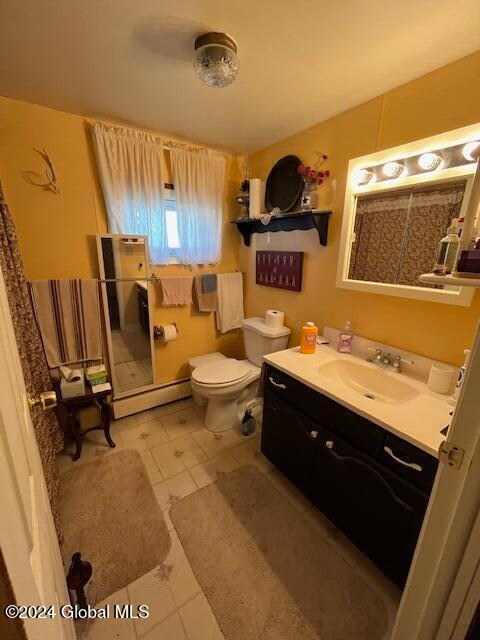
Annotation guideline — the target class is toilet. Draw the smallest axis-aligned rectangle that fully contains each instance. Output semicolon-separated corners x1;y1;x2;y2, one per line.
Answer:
189;316;290;432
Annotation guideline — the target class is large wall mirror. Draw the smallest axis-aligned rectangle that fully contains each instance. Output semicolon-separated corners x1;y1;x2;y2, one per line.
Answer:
97;234;155;397
337;124;480;306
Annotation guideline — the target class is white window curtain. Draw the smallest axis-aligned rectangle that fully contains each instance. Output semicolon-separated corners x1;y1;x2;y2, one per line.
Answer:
170;146;225;265
92;122;170;264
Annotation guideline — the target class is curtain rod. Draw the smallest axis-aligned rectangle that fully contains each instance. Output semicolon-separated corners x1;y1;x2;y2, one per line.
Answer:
87;117;230;158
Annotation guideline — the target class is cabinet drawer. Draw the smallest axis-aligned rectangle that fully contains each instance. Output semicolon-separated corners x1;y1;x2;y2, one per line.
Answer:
381;433;438;493
265;365;385;458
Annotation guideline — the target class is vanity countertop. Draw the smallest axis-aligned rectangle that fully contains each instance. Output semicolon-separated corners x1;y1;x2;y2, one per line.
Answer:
264;345;453;458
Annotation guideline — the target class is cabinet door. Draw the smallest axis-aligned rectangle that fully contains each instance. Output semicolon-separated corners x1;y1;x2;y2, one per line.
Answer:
261;387;319;500
314;429;429;587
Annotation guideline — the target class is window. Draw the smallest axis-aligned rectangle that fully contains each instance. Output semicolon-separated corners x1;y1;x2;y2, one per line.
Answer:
164;197;180;259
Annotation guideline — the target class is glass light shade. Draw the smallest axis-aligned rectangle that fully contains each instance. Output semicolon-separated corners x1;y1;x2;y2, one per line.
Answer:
354;168;374;186
193;33;239;88
463;141;480;162
382;161;404;178
418;152;442;171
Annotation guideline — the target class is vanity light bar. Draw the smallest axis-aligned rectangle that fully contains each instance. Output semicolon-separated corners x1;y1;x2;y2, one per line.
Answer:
355;140;480;185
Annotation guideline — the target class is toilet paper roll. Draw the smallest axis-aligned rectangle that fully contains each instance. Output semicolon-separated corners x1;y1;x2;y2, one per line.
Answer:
265;309;285;329
159;324;178;343
249;178;265;219
59;365;83;382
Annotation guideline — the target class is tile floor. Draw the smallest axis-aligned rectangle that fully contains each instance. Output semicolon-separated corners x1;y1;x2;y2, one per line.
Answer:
57;397;401;640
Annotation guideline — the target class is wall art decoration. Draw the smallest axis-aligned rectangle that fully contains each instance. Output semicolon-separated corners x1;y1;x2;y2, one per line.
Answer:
256;251;304;291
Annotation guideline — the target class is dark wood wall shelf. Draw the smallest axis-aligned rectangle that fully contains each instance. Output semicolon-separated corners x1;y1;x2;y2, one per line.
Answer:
230;210;331;247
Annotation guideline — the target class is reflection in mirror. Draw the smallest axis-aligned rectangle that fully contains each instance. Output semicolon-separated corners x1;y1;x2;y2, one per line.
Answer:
98;235;153;395
348;181;467;290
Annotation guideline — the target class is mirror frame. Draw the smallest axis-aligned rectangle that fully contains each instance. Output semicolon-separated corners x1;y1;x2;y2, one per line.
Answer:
336;124;480;306
96;234;157;398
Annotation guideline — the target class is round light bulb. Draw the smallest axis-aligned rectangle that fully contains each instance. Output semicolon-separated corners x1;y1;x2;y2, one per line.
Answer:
418;152;442;171
463;141;480;162
354;168;374;186
382;161;404;179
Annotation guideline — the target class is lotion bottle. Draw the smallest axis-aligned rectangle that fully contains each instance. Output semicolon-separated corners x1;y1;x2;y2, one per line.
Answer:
338;321;353;354
300;322;318;354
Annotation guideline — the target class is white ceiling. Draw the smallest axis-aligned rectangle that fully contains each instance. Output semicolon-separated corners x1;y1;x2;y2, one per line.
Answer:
1;0;480;153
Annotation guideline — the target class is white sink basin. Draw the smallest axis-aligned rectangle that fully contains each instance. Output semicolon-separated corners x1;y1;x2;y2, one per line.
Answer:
318;359;419;404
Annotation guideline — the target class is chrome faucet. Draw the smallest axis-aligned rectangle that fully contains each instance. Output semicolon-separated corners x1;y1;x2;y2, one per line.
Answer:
367;347;414;373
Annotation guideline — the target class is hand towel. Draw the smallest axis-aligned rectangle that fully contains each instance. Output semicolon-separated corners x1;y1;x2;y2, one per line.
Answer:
201;273;217;294
216;272;244;333
30;279;102;367
160;276;193;306
194;276;217;312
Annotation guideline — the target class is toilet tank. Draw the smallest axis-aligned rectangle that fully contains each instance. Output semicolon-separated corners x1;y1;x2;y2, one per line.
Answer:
242;317;291;367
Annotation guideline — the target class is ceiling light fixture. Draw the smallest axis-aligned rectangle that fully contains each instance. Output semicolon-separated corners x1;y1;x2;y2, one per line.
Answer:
418;152;442;171
382;161;404;179
462;141;480;162
193;32;239;88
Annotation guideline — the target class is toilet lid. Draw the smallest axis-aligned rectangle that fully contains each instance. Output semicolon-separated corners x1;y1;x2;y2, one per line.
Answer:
192;359;251;385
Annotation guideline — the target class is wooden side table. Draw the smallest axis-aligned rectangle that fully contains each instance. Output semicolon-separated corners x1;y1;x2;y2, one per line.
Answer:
55;385;115;461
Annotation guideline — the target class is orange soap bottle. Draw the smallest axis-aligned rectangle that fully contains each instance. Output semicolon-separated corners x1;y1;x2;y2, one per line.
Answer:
300;321;318;354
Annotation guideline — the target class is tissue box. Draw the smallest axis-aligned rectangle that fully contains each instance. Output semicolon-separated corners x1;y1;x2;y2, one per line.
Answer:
60;374;85;399
86;364;107;386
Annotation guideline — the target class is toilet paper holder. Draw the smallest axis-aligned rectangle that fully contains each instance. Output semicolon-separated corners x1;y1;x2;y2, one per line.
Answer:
153;323;179;340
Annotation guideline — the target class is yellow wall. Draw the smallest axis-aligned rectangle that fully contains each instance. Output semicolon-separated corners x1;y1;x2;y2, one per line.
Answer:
245;50;480;366
0;97;242;384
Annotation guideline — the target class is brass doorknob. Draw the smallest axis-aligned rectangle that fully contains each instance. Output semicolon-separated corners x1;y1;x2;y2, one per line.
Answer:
29;390;57;411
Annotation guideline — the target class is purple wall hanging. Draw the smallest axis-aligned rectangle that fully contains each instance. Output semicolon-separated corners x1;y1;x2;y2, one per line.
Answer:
256;251;304;291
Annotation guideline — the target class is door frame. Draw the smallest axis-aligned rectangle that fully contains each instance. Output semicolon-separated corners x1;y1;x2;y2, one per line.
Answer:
391;318;480;639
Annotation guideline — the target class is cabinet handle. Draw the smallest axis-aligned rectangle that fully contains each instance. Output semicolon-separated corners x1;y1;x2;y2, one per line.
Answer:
324;443;414;512
269;376;286;390
325;440;333;449
310;430;319;439
384;446;423;472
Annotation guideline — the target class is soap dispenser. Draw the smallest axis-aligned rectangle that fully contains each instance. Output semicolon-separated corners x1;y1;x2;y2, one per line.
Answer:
338;321;353;354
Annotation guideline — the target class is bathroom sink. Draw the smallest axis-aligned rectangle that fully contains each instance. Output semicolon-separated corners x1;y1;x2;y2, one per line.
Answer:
317;359;419;404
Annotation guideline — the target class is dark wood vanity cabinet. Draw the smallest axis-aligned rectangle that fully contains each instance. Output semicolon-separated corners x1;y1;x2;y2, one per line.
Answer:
261;364;439;588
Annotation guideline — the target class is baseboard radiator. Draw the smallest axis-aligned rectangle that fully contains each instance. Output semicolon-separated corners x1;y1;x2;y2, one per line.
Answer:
113;379;192;419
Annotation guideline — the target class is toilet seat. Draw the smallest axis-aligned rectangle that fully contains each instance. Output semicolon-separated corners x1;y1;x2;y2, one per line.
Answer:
192;358;251;386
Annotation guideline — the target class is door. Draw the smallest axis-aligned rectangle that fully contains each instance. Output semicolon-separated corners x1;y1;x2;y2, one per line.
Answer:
261;387;319;500
0;266;75;639
391;317;480;639
314;429;429;587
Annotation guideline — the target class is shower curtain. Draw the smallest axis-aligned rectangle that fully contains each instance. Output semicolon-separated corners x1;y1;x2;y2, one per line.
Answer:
0;182;63;539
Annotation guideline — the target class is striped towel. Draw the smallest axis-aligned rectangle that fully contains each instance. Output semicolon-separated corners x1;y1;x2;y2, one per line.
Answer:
30;279;102;367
